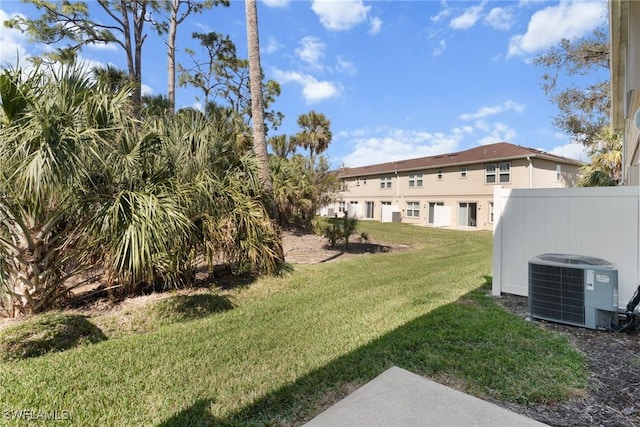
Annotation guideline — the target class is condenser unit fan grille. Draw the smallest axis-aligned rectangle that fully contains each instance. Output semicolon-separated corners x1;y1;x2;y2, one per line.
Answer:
529;264;584;325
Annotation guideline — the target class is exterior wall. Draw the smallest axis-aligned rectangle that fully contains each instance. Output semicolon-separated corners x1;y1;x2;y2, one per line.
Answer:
329;158;578;231
628;1;640;183
611;0;640;185
492;186;640;307
531;158;581;188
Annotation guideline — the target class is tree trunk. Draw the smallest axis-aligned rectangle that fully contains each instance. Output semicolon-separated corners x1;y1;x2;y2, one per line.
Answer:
245;0;274;207
133;1;146;110
168;0;179;114
245;0;283;264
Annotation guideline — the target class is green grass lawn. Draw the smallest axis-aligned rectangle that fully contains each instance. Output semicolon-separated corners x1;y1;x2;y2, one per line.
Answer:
0;223;586;426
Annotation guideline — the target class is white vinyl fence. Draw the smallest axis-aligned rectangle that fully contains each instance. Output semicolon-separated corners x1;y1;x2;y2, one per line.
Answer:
492;186;640;308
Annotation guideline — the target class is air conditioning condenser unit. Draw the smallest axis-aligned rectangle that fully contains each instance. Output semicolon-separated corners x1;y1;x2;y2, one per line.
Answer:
528;253;619;330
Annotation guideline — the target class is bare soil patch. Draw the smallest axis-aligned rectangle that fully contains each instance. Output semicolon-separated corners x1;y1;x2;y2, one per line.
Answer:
496;293;640;427
281;230;409;264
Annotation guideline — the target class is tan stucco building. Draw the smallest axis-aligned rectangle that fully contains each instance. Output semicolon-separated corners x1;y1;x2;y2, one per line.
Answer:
324;142;582;231
610;0;640;185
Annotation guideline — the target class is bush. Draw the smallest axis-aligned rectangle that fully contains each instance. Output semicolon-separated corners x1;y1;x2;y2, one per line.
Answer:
312;215;359;248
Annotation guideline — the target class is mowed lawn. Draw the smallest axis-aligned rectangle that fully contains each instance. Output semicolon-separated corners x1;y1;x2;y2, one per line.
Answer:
0;223;586;426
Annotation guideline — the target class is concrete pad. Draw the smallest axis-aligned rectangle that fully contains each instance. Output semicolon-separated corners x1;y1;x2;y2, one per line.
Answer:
304;366;548;427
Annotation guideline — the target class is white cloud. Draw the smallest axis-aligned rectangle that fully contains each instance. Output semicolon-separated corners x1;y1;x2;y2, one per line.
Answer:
484;7;513;31
265;36;284;54
459;101;525;120
340;127;465;167
86;41;119;52
0;10;32;66
336;56;357;76
311;0;370;31
547;141;590;162
271;68;340;103
141;84;153;97
477;122;517;145
431;5;451;23
262;0;289;7
296;36;325;68
449;1;486;30
433;39;446;57
369;17;382;35
508;0;606;57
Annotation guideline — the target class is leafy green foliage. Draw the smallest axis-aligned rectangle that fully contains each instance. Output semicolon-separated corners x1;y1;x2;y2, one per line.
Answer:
0;313;106;362
0;64;130;316
0;63;282;315
578;127;622;187
313;215;359;248
534;28;609;147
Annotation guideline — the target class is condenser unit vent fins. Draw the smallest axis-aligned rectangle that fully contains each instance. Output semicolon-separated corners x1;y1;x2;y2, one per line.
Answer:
528;253;618;330
529;264;584;325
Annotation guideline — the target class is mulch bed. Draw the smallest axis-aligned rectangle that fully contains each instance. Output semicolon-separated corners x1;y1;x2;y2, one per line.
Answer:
496;293;640;427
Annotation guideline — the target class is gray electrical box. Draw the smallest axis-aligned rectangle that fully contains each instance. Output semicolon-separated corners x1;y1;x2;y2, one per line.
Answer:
529;253;619;330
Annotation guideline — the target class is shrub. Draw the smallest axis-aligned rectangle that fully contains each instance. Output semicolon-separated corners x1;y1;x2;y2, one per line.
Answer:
312;216;359;248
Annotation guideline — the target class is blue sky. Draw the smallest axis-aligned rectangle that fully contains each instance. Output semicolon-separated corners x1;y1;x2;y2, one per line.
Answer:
0;0;608;168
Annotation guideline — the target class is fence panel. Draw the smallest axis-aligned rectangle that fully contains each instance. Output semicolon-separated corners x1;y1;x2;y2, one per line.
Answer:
492;186;640;307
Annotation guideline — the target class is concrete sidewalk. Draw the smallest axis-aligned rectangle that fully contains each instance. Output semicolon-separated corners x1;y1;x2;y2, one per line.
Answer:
304;366;548;427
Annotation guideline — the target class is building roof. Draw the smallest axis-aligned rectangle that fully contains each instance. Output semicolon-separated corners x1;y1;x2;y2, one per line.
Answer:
338;142;583;178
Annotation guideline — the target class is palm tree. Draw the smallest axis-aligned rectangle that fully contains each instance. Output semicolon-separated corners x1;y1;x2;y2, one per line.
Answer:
92;65;129;93
291;111;332;164
268;134;296;158
579;127;622;187
0;64;130;316
244;0;274;213
288;111;334;221
141;94;173;117
270;155;314;227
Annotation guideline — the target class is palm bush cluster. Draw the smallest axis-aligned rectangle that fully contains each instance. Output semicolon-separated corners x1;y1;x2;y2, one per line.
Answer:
0;65;280;317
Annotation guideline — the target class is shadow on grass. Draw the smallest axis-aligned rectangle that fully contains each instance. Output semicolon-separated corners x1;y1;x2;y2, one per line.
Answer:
156;278;585;426
0;313;107;362
158;399;218;427
150;294;234;323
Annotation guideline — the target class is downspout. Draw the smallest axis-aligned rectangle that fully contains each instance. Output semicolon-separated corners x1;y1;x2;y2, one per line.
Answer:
527;156;532;188
394;170;399;202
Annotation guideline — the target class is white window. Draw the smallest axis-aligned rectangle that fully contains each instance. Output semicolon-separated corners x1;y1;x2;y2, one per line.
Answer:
340;180;348;191
486;163;510;183
436;169;444;180
356;178;360;186
408;172;423;188
556;164;562;181
428;202;444;224
489;202;494;223
458;202;477;227
485;164;496;183
338;201;346;213
499;162;510;183
365;201;374;219
380;176;392;189
406;202;420;218
460;166;468;179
